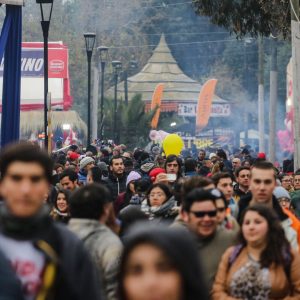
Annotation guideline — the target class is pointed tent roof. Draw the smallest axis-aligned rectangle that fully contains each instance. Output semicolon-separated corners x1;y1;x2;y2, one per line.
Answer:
107;34;227;104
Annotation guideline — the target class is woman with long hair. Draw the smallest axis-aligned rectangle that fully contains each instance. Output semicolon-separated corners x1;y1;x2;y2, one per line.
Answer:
212;205;300;299
119;226;208;300
50;189;71;223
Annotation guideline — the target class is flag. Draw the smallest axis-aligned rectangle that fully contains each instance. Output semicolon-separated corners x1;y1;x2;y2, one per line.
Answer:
196;79;218;134
151;83;164;129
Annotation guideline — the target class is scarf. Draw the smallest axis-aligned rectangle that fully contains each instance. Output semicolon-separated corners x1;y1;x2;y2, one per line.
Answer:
0;204;52;240
141;197;177;220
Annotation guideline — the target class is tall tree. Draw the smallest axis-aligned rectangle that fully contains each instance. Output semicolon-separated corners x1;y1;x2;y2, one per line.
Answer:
193;0;291;155
193;1;290;38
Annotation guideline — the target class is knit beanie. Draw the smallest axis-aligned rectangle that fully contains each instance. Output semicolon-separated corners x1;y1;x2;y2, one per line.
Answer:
80;157;95;170
126;171;142;187
97;161;108;172
273;186;291;200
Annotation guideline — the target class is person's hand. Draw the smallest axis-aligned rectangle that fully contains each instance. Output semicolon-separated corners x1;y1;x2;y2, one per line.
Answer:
155;173;168;184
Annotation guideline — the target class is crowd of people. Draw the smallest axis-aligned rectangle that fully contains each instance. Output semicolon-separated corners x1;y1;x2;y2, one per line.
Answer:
1;141;300;299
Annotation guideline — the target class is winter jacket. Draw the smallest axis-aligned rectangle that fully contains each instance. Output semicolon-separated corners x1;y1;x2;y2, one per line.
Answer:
0;249;24;300
68;219;122;300
78;170;87;185
284;208;300;250
233;184;250;203
197;227;236;292
290;189;300;218
170;221;236;292
118;194;144;218
212;246;300;299
0;206;102;300
238;194;299;251
104;173;127;202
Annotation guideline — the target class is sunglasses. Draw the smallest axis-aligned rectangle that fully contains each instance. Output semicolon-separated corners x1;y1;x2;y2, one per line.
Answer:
190;210;217;218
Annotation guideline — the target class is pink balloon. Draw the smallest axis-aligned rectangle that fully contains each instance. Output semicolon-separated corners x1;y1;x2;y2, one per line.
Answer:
149;130;158;141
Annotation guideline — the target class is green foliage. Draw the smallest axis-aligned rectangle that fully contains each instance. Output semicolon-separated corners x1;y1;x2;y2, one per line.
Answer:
102;94;156;149
193;0;291;38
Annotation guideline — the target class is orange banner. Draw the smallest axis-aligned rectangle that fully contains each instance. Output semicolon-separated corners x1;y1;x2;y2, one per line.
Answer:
196;79;218;133
151;83;164;129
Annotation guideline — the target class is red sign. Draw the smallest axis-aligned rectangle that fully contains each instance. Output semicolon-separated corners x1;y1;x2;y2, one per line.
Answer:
0;42;73;111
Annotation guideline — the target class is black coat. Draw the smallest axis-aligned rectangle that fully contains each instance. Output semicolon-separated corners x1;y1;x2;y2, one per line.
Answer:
0;249;24;300
104;173;127;202
237;193;288;224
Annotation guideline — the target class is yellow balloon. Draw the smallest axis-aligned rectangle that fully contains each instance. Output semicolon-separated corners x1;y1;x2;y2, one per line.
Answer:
162;134;184;156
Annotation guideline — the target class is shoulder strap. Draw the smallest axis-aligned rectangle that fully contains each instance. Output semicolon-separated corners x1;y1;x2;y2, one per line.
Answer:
228;244;244;269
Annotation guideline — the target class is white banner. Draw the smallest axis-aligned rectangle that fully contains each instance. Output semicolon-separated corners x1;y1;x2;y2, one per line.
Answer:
178;103;231;117
0;0;24;5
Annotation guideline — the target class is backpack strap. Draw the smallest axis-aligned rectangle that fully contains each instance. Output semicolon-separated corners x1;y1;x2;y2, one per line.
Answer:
228;244;244;269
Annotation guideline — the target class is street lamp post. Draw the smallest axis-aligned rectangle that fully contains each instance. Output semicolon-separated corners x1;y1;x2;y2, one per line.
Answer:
84;33;96;147
36;0;54;150
97;46;109;140
124;60;138;105
112;60;122;143
243;38;253;145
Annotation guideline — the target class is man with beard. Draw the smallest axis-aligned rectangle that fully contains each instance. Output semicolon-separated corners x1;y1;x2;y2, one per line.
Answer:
105;156;127;202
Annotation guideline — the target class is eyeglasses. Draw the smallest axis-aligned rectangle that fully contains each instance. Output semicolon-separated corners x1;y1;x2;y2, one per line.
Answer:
216;207;226;213
189;210;217;218
278;198;291;203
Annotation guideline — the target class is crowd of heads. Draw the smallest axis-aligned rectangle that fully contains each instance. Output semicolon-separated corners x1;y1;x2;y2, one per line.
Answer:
1;141;300;299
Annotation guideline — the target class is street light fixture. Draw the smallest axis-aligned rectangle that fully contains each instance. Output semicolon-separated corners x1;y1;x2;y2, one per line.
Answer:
124;60;138;105
98;46;109;140
84;32;96;146
112;60;122;143
36;0;54;150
